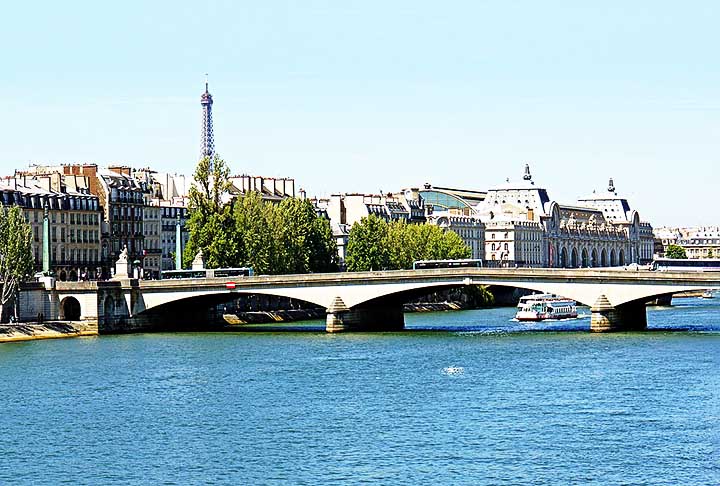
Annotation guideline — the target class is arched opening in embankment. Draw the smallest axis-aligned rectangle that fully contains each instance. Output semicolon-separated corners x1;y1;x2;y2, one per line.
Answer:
60;297;81;321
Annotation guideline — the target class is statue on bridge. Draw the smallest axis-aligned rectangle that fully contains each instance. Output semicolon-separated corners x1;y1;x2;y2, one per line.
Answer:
113;245;131;280
192;250;205;271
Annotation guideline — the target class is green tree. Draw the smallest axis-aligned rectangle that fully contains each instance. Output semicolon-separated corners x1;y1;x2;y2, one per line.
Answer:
230;193;337;275
232;191;274;273
386;220;414;270
274;198;338;274
0;205;34;322
346;214;390;271
347;217;472;272
665;244;687;259
439;230;472;260
308;215;339;273
183;155;235;268
276;198;316;274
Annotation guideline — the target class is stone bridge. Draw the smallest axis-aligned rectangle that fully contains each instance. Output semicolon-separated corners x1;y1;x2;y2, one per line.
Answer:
18;268;720;333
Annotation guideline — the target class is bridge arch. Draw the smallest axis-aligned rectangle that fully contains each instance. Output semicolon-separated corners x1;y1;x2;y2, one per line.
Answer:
60;296;81;321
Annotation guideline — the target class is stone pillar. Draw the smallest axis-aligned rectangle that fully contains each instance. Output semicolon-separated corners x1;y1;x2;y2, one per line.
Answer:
326;296;405;333
591;294;647;332
326;296;350;332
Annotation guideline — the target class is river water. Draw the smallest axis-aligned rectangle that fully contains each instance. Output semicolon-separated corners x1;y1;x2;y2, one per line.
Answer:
1;297;719;485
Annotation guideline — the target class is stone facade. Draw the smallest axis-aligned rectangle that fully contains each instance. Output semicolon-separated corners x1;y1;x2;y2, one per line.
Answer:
325;192;426;227
402;166;656;268
467;166;654;267
428;214;485;260
2;171;103;280
654;226;720;259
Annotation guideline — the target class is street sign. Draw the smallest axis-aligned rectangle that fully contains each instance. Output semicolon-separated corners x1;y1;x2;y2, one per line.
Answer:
226;282;236;290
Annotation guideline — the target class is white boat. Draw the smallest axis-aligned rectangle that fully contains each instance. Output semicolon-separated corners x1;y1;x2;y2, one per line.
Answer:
515;293;578;322
701;290;714;299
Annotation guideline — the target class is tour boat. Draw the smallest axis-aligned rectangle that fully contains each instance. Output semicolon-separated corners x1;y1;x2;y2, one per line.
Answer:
515;293;578;322
701;290;714;299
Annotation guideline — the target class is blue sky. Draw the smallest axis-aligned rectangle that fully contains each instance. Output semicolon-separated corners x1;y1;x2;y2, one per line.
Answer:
1;1;719;226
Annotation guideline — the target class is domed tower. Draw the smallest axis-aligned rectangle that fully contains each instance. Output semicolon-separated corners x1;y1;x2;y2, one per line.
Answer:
200;77;215;163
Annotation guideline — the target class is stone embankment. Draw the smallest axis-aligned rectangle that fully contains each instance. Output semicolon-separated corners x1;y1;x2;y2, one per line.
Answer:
222;308;325;325
0;321;98;343
404;302;465;312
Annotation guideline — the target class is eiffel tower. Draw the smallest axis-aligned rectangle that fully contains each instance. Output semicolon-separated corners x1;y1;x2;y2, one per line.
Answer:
200;76;215;166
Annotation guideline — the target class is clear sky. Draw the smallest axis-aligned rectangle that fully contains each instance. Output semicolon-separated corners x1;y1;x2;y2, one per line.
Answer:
1;1;718;226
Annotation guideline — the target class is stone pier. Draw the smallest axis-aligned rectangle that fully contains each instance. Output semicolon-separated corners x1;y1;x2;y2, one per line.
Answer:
590;295;647;332
326;297;405;333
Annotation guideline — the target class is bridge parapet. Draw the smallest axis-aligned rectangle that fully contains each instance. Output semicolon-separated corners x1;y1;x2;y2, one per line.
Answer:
19;268;720;333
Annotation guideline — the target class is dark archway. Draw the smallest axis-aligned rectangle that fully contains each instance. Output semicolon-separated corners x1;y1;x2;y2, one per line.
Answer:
610;249;616;266
60;297;81;321
581;249;589;268
619;249;625;265
560;247;568;268
59;270;67;282
601;249;607;267
69;270;78;281
590;249;597;268
571;248;578;268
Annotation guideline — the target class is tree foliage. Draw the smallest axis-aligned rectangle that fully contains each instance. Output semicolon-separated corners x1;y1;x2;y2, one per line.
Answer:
0;204;34;322
346;215;471;271
665;244;687;259
346;214;390;272
183;155;337;273
183;155;235;268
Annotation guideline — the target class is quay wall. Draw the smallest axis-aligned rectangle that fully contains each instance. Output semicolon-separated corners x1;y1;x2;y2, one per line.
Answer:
0;321;98;344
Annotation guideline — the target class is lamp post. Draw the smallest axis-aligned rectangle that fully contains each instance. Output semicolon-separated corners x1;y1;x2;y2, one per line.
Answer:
175;214;182;270
42;201;50;275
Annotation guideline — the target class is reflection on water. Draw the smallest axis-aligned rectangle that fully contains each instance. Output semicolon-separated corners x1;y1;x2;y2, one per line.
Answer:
0;297;718;485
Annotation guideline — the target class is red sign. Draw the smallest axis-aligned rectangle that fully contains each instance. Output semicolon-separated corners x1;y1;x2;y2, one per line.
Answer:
226;282;236;290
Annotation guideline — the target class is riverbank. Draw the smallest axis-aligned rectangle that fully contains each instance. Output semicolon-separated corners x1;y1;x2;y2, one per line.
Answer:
220;302;486;326
0;321;98;343
222;308;326;325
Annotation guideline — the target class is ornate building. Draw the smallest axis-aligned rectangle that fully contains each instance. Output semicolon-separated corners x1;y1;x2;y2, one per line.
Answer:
413;165;654;267
415;185;486;259
95;166;153;275
2;171;103;280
